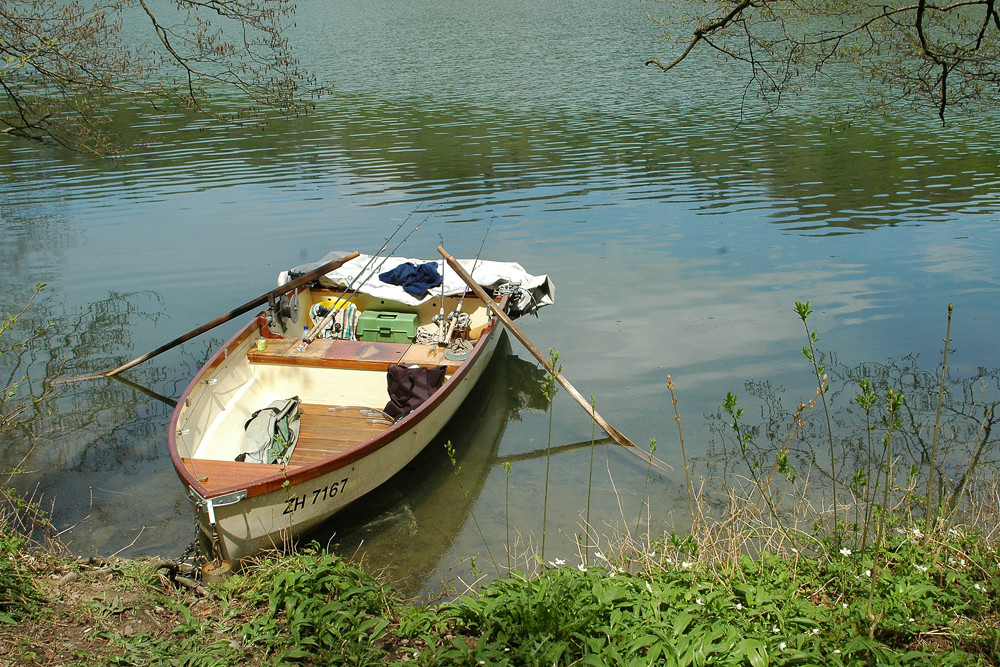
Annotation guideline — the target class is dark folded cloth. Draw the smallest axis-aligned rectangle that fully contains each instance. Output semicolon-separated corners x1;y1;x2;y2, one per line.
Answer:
378;261;442;298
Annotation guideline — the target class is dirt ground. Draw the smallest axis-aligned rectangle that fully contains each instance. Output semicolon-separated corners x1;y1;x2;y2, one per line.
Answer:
1;553;208;667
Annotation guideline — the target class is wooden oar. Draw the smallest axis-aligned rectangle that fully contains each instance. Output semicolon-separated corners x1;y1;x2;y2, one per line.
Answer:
56;251;360;384
437;246;673;476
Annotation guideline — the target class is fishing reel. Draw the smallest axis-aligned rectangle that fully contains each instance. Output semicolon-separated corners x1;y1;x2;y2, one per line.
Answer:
268;291;299;334
449;311;472;339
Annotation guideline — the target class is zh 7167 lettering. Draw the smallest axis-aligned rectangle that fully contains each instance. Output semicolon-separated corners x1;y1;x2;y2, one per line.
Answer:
283;478;349;515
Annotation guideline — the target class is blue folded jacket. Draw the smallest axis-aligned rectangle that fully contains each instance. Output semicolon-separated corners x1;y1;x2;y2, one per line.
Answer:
378;261;443;298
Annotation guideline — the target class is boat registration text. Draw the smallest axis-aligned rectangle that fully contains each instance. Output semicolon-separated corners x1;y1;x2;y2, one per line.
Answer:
283;477;350;515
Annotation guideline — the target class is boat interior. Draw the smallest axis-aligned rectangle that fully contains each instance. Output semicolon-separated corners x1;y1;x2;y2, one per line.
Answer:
174;287;498;494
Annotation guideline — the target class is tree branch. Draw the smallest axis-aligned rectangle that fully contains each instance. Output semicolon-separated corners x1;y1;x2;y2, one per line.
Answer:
645;0;755;72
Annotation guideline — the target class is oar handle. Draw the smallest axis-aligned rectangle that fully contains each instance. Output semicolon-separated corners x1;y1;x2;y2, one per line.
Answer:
57;252;360;384
437;246;672;475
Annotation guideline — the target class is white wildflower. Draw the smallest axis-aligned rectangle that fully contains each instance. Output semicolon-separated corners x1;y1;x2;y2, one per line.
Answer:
912;526;924;539
864;569;872;577
736;603;743;611
779;642;787;651
681;561;694;569
839;547;852;557
772;626;780;634
577;563;587;572
696;598;704;605
646;582;653;593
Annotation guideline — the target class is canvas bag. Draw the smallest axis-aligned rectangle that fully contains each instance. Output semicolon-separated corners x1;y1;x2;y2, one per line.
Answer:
384;364;446;420
238;396;301;464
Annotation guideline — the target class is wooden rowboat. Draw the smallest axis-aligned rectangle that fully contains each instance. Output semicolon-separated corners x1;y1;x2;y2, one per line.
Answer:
167;252;554;564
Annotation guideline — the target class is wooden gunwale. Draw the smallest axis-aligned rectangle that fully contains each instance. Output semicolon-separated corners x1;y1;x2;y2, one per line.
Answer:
168;297;504;502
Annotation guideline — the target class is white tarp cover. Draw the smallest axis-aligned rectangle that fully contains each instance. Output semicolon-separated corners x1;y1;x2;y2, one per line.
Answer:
280;252;555;318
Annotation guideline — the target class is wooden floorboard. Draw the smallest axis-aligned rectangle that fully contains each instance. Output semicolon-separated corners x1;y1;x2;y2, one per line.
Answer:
288;403;391;466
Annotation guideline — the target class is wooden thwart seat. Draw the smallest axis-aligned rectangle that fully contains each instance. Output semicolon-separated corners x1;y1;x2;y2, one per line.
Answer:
247;338;463;371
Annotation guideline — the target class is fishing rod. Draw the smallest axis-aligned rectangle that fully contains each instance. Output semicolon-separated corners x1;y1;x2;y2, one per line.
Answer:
457;216;493;314
442;216;493;345
434;233;448;343
300;206;437;347
297;209;420;342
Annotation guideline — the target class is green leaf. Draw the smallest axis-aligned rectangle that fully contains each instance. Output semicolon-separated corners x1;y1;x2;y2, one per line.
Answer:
673;611;694;637
733;638;769;667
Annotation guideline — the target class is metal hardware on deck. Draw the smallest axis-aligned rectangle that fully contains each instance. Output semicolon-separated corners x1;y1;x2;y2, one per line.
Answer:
212;490;247;507
202;378;219;385
496;280;523;300
187;488;245;566
329;405;395;425
187;487;246;509
176;428;190;436
205;497;217;525
204;498;223;565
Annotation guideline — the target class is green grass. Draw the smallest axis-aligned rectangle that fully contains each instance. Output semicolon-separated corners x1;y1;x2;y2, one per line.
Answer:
0;525;46;624
4;536;995;665
391;528;999;666
96;547;394;666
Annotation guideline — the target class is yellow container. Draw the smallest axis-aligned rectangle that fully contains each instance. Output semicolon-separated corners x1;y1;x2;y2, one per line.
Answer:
310;298;352;325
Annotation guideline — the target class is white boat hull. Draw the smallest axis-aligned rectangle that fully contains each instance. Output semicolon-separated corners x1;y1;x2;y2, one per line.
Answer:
189;331;499;561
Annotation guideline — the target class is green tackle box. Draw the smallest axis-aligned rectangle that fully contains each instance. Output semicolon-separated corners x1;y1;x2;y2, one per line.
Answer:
357;311;419;344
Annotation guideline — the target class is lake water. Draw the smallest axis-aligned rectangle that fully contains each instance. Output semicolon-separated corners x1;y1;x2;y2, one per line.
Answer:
2;0;998;595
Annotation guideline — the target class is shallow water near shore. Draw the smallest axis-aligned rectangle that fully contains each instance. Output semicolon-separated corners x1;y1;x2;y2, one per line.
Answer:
1;0;998;595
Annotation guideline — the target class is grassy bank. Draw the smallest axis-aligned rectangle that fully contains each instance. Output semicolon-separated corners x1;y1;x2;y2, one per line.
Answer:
2;532;999;666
